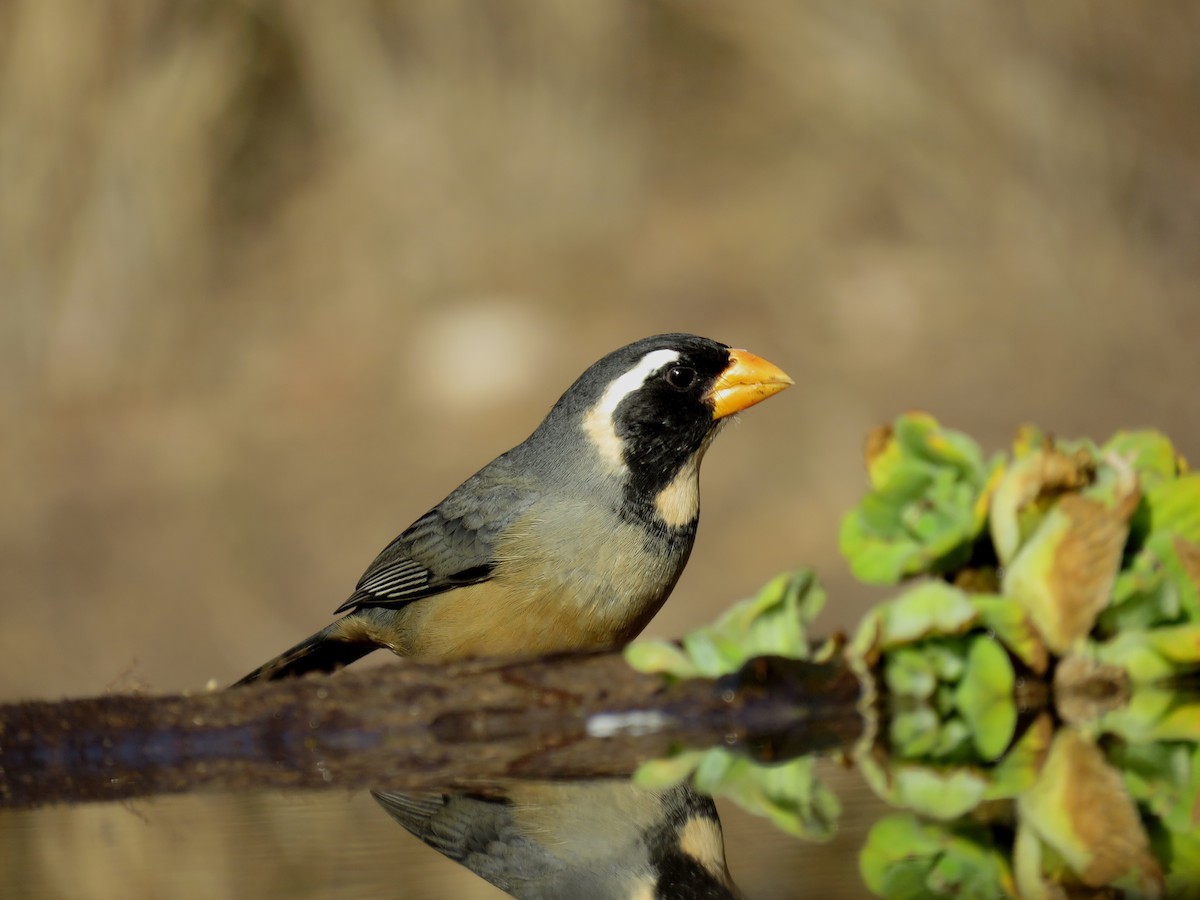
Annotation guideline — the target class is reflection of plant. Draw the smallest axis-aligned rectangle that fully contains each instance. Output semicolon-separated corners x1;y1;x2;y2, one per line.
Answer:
853;581;1031;770
625;569;842;840
846;415;1200;898
861;814;1016;899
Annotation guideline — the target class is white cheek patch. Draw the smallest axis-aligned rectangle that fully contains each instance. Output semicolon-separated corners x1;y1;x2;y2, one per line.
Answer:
581;348;680;471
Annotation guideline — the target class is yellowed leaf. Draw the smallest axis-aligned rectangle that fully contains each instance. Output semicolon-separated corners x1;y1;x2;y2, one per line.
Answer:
1018;730;1163;893
1004;495;1130;654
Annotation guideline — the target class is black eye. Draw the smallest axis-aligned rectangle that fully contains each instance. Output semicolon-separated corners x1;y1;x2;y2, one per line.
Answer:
664;365;696;390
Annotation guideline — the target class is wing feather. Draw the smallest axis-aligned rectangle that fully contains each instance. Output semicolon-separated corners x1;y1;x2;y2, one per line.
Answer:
334;463;537;614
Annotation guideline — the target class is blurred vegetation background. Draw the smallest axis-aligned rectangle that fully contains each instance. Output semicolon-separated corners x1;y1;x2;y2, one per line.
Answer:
1;1;1197;897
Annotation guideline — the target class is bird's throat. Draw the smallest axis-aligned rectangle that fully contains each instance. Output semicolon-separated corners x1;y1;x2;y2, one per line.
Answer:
653;452;702;529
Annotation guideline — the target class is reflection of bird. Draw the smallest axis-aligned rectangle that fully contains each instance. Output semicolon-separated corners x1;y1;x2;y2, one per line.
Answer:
235;333;789;900
235;333;792;684
374;782;742;900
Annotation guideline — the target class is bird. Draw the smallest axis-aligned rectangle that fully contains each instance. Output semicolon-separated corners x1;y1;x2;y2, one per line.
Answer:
234;333;789;899
234;333;792;685
373;781;743;900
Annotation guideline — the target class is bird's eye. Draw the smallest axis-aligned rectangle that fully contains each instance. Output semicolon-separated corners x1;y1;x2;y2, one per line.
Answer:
664;365;696;390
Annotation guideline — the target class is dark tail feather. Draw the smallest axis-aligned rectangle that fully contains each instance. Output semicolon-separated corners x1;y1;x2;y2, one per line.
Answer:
232;621;376;686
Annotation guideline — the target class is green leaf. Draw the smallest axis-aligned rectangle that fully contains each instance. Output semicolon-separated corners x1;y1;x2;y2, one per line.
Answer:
714;756;841;841
1110;740;1200;834
873;581;981;648
885;647;939;699
1102;563;1175;633
971;595;1049;674
1102;429;1184;489
1146;474;1200;543
1094;687;1200;744
889;765;989;819
622;640;700;679
1091;630;1185;684
890;704;942;758
1160;537;1200;623
626;568;823;678
985;714;1053;800
953;637;1018;762
642;750;841;841
840;414;995;584
923;639;970;682
631;751;708;789
860;814;1017;899
1163;827;1200;899
928;717;973;761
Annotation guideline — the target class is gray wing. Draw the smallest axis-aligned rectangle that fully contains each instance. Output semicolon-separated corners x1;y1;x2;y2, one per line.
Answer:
334;463;537;614
372;790;567;895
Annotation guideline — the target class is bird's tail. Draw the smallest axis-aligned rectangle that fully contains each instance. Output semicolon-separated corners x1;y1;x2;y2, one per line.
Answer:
232;619;376;686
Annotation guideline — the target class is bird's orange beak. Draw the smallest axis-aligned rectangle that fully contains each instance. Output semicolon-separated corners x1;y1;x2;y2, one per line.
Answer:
706;349;794;420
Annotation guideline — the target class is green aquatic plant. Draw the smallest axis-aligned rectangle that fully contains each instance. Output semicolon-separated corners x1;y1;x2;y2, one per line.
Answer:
843;417;1198;898
627;416;1200;896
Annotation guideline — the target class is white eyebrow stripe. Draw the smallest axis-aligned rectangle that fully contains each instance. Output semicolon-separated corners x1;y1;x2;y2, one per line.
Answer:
581;348;681;472
595;349;681;418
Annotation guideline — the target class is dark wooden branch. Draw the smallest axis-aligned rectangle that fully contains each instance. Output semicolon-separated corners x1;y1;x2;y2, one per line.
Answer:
0;649;863;810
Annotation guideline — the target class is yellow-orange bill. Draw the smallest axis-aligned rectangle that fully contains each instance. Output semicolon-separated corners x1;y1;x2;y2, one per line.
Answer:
706;349;794;419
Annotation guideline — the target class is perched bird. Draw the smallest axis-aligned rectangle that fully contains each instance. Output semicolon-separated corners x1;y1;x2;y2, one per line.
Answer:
235;333;790;899
373;782;743;900
235;333;792;684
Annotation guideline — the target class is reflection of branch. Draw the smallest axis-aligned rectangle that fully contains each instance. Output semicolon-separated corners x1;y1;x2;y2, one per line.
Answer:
0;649;862;810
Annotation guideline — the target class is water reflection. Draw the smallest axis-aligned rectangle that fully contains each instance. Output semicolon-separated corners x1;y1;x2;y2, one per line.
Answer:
0;772;880;899
856;699;1200;898
0;643;857;897
374;782;739;899
4;668;1200;896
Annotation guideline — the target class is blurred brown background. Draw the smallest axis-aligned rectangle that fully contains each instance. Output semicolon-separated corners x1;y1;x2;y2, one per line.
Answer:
1;1;1197;898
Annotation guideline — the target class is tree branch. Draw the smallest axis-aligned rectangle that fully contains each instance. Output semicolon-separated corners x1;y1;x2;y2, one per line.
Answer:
0;649;863;810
